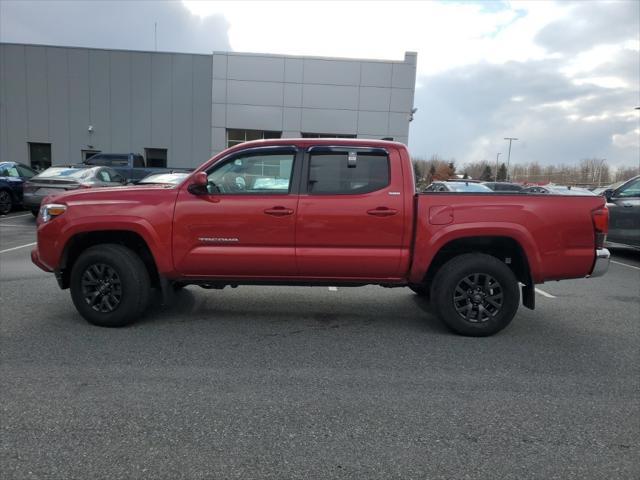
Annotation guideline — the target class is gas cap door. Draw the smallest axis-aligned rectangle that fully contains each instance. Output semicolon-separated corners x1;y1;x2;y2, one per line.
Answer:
429;205;454;225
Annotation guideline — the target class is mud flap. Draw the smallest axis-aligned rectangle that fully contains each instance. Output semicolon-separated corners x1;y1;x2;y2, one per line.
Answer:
522;283;535;310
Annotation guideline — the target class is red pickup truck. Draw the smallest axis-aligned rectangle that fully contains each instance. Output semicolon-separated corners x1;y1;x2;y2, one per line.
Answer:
31;139;610;336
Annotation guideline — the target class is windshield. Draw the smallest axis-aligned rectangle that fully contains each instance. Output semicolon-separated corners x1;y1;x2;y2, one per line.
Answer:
35;167;93;180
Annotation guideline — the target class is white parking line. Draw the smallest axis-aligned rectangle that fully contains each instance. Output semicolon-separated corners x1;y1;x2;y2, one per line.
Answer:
0;224;33;227
0;213;32;220
611;260;640;271
0;242;37;254
535;287;556;299
328;286;338;292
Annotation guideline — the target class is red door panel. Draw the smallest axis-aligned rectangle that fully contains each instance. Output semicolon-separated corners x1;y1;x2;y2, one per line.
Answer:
173;193;298;277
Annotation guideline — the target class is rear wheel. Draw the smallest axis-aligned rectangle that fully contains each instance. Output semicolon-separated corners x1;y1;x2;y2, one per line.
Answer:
431;253;519;336
70;244;151;327
0;190;12;215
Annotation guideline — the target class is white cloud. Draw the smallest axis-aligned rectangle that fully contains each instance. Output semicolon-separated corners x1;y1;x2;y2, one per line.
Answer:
182;0;568;76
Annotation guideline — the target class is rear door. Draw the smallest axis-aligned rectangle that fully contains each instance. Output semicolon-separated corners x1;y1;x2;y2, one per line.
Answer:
172;146;302;277
295;146;405;279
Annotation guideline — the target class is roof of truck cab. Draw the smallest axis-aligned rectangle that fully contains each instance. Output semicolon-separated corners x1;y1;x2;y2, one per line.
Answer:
221;138;407;152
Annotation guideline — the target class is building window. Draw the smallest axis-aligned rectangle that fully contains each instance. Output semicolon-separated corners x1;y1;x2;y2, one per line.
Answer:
301;132;357;139
28;143;52;171
82;149;101;162
145;148;167;168
226;129;281;148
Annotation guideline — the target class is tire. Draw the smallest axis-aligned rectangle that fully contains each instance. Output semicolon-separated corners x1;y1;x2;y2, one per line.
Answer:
431;253;520;336
0;190;12;215
70;244;151;327
31;208;39;217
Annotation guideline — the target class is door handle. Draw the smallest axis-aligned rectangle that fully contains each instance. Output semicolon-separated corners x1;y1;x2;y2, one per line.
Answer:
264;206;294;216
367;207;398;217
622;203;633;208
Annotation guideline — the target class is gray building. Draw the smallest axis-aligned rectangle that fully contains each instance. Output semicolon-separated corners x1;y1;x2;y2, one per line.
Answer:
1;43;416;170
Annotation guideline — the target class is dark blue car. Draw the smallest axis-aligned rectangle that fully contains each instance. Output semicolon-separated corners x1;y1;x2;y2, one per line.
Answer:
0;162;38;215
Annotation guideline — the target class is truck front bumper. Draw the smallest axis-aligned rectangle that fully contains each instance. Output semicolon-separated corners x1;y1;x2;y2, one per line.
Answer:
588;248;610;278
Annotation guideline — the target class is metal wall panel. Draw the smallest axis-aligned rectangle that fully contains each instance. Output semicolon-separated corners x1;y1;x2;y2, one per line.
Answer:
359;87;391;112
302;59;360;86
68;48;91;160
25;46;49;141
302;84;359;110
227;55;284;82
88;49;111;151
1;45;28;163
227;80;283;107
150;53;172;151
109;50;132;152
130;51;152;153
171;54;193;166
193;56;213;165
47;48;70;162
357;110;389;136
300;108;358;134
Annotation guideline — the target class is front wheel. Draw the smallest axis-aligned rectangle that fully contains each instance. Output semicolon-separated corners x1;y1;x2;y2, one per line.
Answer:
70;244;151;327
431;253;520;336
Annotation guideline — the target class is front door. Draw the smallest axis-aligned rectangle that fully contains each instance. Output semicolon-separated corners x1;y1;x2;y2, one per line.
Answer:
173;147;301;278
295;147;405;279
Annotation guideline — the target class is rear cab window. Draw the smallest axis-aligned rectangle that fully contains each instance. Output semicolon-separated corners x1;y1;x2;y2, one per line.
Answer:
307;150;390;194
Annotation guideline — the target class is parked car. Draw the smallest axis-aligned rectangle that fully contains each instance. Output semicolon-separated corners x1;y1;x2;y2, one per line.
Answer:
423;181;493;193
84;153;190;183
31;139;610;336
482;182;524;192
521;185;595;195
137;172;190;186
603;175;640;249
0;162;38;215
591;180;625;195
23;166;126;215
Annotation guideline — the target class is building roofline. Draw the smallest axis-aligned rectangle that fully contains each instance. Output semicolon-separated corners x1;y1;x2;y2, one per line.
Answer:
0;42;416;64
0;42;212;57
213;50;417;64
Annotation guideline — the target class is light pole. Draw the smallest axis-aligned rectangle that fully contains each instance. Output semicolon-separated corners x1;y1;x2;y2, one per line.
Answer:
504;137;518;181
494;152;501;182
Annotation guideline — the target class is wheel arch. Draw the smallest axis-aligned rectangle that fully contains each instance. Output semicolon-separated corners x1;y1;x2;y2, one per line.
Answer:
419;235;535;308
58;230;160;289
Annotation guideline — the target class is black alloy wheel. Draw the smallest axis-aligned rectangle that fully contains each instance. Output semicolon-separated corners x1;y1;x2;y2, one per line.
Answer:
81;263;123;313
453;273;503;323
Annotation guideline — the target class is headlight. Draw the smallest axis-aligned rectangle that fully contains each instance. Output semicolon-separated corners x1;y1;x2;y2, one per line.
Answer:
40;203;67;223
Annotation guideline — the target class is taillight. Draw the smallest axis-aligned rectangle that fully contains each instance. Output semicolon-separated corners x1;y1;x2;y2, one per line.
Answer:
592;206;608;249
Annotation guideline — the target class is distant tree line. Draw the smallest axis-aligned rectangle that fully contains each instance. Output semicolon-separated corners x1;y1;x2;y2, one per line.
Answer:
413;156;639;188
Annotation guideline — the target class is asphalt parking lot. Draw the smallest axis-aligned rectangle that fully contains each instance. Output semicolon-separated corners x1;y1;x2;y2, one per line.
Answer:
1;210;638;479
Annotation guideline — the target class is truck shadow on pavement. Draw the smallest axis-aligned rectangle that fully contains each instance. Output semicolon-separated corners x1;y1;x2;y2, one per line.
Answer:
141;287;450;335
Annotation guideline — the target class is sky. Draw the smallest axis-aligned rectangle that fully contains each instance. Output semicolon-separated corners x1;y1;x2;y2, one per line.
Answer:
1;0;638;169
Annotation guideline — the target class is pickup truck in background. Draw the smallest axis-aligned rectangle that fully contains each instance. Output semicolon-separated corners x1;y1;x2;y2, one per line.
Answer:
31;139;610;336
83;153;190;183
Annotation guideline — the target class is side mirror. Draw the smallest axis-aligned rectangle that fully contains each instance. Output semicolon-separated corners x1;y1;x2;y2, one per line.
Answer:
188;171;208;195
603;189;614;202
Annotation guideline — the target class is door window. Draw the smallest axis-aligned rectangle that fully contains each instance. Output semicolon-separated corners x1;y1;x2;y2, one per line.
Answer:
207;153;295;194
617;178;640;198
308;153;390;194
